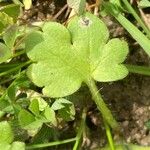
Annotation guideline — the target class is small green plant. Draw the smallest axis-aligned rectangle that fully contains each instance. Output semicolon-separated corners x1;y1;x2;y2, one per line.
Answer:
25;12;128;130
0;0;150;150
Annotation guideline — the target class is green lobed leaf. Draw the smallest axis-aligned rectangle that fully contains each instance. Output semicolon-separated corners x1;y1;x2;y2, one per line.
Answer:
26;27;83;97
26;12;128;98
0;121;14;144
92;38;128;81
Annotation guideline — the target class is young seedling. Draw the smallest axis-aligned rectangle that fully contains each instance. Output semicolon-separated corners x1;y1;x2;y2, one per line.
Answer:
25;12;129;130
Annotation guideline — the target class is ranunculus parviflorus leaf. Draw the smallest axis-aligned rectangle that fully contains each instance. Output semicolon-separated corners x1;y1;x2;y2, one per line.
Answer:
26;12;128;98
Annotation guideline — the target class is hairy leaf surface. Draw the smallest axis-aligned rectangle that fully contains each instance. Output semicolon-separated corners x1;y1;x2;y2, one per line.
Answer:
26;12;128;98
0;121;14;144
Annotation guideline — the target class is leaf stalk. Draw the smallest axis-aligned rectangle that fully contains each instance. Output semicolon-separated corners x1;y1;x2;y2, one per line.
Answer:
26;137;76;149
87;79;119;130
73;107;87;150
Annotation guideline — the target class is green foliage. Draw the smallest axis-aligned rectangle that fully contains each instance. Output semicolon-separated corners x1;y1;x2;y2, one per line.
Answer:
29;99;40;116
0;12;13;26
6;73;30;102
43;106;57;125
0;143;10;150
103;2;150;57
0;121;14;143
3;25;18;49
0;121;25;149
67;0;86;15
0;72;30;113
0;43;12;64
51;98;75;121
0;12;13;33
0;24;18;64
26;12;128;98
0;4;20;22
0;142;25;150
138;0;150;8
18;97;75;130
109;0;123;10
0;1;150;149
0;4;20;34
18;99;57;130
18;108;43;130
9;142;25;150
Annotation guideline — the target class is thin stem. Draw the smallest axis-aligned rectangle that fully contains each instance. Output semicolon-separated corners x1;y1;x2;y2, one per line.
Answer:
26;137;77;149
86;79;119;130
104;121;115;150
125;64;150;76
0;61;31;77
121;0;150;39
73;108;87;150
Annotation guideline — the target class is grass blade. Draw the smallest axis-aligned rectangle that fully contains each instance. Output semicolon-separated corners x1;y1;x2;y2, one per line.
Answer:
103;3;150;57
